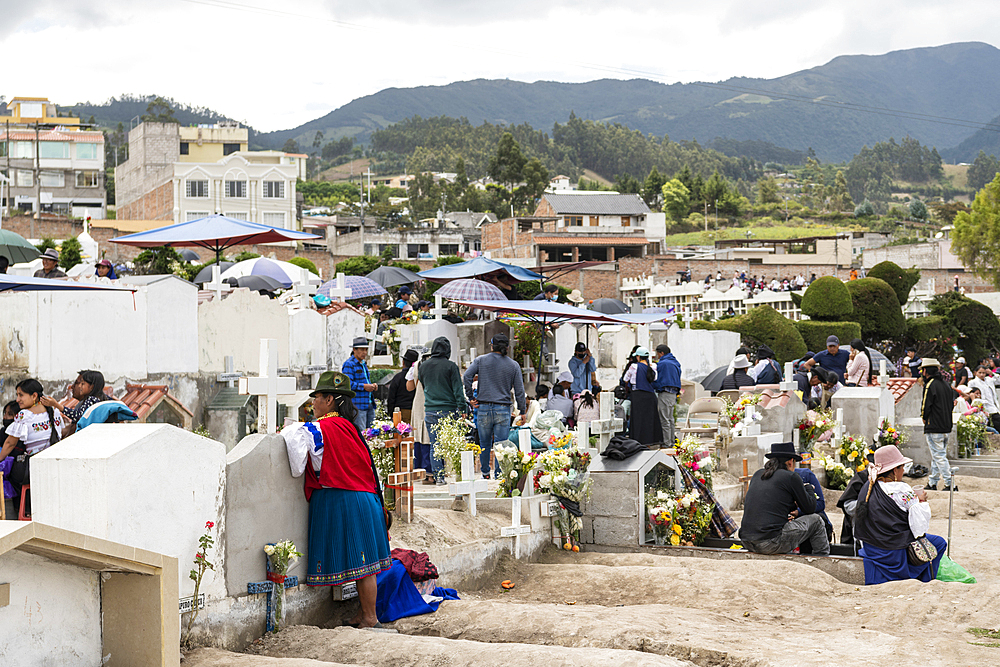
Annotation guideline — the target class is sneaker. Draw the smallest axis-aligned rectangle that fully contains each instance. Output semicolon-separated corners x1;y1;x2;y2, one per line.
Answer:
482;473;490;480
943;484;959;492
436;478;447;486
925;483;938;491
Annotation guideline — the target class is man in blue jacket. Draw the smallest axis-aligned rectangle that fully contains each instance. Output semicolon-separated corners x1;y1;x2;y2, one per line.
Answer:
653;344;682;445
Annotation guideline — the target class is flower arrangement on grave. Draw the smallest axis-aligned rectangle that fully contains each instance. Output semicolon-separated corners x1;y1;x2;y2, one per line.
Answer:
548;431;576;450
672;434;716;489
644;489;678;545
533;448;592;551
820;457;852;490
837;434;873;473
495;445;537;497
643;487;713;547
431;413;480;480
957;409;988;457
182;520;216;645
795;408;835;451
721;393;763;429
874;417;908;450
363;405;413;484
379;326;402;364
263;540;302;633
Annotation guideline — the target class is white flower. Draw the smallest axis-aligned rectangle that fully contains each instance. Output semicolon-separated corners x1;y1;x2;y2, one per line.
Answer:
509;470;518;479
264;544;275;555
656;491;669;500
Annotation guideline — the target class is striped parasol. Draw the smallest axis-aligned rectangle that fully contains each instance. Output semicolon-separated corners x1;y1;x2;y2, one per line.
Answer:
435;278;507;301
318;275;388;300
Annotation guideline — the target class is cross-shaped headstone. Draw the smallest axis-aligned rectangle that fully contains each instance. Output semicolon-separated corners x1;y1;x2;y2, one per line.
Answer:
367;314;379;357
326;272;352;303
463;347;478;370
205;263;232;301
217;355;240;388
448;450;489;516
589;390;623;453
293;268;317;309
743;403;761;436
878;359;889;388
682;309;694;327
542;352;560;385
833;407;844;442
577;420;591;452
521;354;535;384
239;339;297;434
780;361;796;392
431;294;448;320
501;492;532;558
305;350;328;389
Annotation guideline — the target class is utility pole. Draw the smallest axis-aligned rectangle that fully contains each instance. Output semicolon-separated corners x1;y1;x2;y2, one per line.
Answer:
33;122;40;238
359;172;365;256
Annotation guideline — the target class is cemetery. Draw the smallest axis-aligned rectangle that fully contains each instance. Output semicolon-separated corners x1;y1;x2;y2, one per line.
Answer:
2;252;1000;667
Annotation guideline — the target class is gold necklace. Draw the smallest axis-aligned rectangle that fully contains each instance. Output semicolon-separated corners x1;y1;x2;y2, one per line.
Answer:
316;411;340;421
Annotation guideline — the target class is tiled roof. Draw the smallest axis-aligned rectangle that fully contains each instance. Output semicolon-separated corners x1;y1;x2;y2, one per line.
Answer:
0;130;103;143
316;301;365;316
740;387;793;409
60;384;192;419
534;235;649;246
541;193;651;215
871;377;920;404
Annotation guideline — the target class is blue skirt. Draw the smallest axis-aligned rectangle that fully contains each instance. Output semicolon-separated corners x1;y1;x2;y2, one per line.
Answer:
860;534;947;585
307;487;392;587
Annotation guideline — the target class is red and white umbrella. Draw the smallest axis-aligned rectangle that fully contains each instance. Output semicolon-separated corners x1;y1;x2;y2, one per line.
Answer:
435;278;507;301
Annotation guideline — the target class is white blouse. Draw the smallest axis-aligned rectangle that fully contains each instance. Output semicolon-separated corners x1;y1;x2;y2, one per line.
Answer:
6;409;66;455
280;421;324;478
878;480;931;538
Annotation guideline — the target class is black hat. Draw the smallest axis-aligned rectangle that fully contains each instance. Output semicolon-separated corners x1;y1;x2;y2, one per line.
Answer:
402;348;419;364
575;342;587;352
765;442;802;461
491;333;509;346
757;345;774;359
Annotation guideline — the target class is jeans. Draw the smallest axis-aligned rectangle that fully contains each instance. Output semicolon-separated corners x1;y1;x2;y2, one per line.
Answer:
742;514;830;556
657;391;677;445
352;404;376;435
424;411;450;481
477;403;512;478
926;432;952;486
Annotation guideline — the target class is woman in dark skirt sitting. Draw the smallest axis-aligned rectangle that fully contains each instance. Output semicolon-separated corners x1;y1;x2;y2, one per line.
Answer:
283;371;392;628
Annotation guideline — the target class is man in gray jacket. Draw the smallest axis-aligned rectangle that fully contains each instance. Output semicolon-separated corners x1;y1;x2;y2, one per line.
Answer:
463;334;526;479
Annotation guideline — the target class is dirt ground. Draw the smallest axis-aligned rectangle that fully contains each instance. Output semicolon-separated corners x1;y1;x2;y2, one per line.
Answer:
187;476;1000;667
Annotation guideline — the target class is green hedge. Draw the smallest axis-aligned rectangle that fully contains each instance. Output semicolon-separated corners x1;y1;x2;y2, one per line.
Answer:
906;315;951;344
800;276;853;320
867;261;920;307
846;278;905;342
712;305;807;363
795;320;862;352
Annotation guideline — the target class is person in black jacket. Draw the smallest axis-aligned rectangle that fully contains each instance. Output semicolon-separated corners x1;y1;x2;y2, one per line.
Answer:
740;442;830;556
386;349;419;424
721;354;756;390
920;358;958;491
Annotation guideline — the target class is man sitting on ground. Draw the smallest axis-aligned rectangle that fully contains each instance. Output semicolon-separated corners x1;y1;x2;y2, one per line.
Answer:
740;442;830;556
547;384;574;423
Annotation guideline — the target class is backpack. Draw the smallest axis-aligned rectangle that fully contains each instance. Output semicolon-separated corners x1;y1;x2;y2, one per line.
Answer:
756;359;782;384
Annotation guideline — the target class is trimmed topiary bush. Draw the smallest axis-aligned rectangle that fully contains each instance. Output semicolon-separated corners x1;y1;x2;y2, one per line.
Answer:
712;305;807;363
796;320;862;353
800;276;853;320
690;319;715;330
929;292;1000;364
867;261;921;308
846;278;905;343
288;256;319;275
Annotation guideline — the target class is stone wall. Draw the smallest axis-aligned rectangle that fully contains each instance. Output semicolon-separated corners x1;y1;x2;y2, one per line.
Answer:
115;180;174;221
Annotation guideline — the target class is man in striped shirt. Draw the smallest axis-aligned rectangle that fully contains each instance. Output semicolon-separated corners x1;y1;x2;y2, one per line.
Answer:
343;337;377;433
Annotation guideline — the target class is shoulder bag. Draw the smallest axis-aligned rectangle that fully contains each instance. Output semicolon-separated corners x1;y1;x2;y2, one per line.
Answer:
907;535;938;565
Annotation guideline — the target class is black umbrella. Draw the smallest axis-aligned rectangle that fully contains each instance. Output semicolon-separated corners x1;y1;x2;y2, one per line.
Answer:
590;298;629;315
179;249;201;263
365;265;423;288
225;275;284;292
193;261;235;284
700;365;730;393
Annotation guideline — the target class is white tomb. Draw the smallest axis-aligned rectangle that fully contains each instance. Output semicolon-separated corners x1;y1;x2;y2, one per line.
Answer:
448;450;489;516
240;339;298;434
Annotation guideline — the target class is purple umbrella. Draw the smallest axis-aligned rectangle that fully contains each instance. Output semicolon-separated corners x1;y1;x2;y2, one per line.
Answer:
435;278;507;301
317;275;387;300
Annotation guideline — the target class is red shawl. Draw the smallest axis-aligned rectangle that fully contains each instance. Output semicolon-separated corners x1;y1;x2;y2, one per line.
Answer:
303;415;378;501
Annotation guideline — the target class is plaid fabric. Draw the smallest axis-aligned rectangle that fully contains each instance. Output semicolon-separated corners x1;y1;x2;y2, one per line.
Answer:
342;355;372;410
318;276;387;300
390;548;439;582
436;278;507;301
677;458;739;538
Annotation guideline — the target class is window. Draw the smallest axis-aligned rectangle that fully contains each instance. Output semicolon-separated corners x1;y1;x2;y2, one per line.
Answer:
438;244;459;256
16;170;33;187
179;142;189;155
39;142;70;159
262;212;286;228
13;142;34;158
224;180;247;198
407;244;429;259
378;244;398;258
0;142;6;158
223;143;240;156
186;179;209;198
76;170;99;187
262;180;285;198
589;216;599;226
75;143;98;160
621;216;631;227
39;171;65;187
565;216;583;226
186;211;210;221
225;211;249;220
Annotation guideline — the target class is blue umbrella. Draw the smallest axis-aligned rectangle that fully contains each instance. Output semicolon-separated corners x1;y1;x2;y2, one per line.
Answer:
318;275;387;300
110;214;321;262
0;274;137;293
417;257;542;284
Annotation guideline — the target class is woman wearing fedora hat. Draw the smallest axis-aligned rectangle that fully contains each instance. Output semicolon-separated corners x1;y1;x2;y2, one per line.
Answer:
281;371;392;628
854;445;946;584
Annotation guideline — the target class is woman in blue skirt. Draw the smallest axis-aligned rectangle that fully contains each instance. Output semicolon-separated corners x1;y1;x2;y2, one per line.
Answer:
284;370;392;628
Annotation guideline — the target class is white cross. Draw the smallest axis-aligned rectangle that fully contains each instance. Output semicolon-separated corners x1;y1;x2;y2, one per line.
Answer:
577;420;591;452
682;309;694;326
833;407;844;442
293;268;317;309
464;347;478;370
431;294;448;320
743;403;761;436
793;426;801;451
501;493;532;558
521;354;535;384
239;339;297;434
205;263;231;300
448;450;489;517
780;361;796;392
326;272;352;302
367;314;379;357
305;350;328;389
589;390;623;453
217;355;240;388
878;359;889;388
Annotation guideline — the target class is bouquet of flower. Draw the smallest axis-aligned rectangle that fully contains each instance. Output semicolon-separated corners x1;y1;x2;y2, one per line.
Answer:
548;431;575;450
721;393;763;429
431;413;480;479
672;434;716;489
533;447;592;551
263;540;302;633
821;457;852;490
495;446;537;497
837;434;872;472
533;448;590;494
643;487;713;546
645;489;679;545
796;409;835;451
874;417;908;450
363;406;413;483
957;410;988;456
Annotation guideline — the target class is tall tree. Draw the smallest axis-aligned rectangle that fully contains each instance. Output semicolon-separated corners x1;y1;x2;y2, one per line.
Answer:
312;131;324;151
829;169;853;211
521;158;550;210
282;139;300;154
952;173;1000;288
142;96;178;124
661;179;690;221
756;177;780;204
641;167;666;207
967;150;1000;191
487;132;526;192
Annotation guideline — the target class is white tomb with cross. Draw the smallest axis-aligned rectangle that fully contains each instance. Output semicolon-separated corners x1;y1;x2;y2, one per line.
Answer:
205;263;232;300
326;272;352;302
217;355;241;388
499;429;534;557
742;404;761;436
292;268;318;309
238;338;297;434
431;294;448;320
589;390;624;453
448;450;489;517
780;361;797;392
368;313;394;366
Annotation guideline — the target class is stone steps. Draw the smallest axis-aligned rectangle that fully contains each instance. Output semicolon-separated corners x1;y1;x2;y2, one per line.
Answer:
948;457;1000;478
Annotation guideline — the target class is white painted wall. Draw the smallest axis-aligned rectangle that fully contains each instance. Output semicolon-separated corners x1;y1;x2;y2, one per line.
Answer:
31;423;228;600
289;309;327;370
199;288;290;373
0;292;31;370
0;550;102;667
668;327;742;382
121;275;199;373
326;309;366;370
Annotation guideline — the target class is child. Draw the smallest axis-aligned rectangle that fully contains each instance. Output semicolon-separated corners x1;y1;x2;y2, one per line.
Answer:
1;401;19;518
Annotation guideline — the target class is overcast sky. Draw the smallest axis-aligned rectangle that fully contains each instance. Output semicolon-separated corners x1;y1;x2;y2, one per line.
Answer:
4;0;999;132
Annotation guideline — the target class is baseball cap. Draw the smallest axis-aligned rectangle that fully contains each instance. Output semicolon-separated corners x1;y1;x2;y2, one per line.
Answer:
826;335;840;346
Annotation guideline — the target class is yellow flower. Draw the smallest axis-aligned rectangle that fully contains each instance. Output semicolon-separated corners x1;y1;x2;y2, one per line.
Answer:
839;448;847;456
857;464;866;472
672;524;683;535
847;451;857;461
670;534;681;546
865;449;873;455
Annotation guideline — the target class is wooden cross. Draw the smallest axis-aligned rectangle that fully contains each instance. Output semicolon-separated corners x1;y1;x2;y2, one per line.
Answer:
205;263;232;300
740;458;752;497
326;272;352;302
448;450;489;516
292;268;317;309
239;339;296;434
431;294;448;320
217;355;240;388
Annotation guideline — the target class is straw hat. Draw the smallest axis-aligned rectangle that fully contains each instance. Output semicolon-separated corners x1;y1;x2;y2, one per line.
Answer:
567;289;584;303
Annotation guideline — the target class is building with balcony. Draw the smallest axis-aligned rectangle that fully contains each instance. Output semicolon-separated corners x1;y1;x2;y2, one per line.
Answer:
0;97;106;218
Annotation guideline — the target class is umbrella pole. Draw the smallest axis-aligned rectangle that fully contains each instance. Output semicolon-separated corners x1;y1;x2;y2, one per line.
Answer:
538;314;546;388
